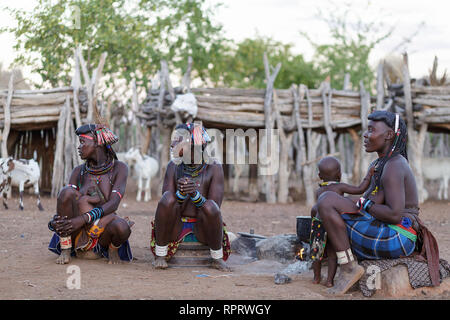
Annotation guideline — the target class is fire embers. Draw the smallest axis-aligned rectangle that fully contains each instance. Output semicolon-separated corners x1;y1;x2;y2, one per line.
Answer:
295;245;309;261
309;217;327;261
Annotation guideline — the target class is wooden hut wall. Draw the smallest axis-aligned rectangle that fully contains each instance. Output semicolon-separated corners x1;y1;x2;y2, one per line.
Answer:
1;85;89;196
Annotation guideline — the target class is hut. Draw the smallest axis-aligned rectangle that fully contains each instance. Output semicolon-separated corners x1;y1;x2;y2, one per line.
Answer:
0;48;107;196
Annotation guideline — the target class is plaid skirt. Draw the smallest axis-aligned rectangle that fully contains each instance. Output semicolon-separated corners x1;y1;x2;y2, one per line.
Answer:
342;210;416;260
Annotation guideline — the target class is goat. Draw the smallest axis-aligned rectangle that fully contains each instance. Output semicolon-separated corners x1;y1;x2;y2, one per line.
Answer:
0;157;44;211
422;157;450;200
124;148;159;202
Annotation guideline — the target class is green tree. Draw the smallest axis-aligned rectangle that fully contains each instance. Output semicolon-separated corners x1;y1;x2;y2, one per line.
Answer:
1;0;227;89
211;36;321;89
302;1;394;91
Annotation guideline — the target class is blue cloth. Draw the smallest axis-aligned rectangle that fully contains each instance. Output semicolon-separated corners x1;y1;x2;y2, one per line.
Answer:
48;233;133;261
341;210;416;260
181;220;199;242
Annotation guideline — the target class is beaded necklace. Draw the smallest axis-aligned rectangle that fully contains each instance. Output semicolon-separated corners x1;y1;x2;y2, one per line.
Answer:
85;158;115;176
319;181;340;187
81;156;115;186
182;162;207;178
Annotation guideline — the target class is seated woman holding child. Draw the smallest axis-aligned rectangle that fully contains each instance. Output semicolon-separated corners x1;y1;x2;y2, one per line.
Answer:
315;111;421;294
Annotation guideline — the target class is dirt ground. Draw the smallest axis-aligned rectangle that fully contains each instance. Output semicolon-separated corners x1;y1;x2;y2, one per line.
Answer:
0;184;449;301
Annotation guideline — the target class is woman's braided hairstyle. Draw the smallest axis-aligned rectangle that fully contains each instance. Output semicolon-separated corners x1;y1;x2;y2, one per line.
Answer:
363;110;408;198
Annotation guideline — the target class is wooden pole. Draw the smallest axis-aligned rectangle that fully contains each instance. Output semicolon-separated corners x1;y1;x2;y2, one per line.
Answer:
291;84;306;195
359;81;372;180
92;52;107;119
321;81;336;154
77;47;93;123
402;52;427;203
157;61;171;193
72;48;82;128
51;101;68;197
262;52;281;203
273;90;293;203
141;126;152;156
376;61;385;110
1;73;13;158
63;96;73;183
131;78;143;151
348;127;361;185
304;85;316;206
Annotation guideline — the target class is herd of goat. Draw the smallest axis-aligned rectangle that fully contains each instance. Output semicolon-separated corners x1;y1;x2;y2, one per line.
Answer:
0;148;448;211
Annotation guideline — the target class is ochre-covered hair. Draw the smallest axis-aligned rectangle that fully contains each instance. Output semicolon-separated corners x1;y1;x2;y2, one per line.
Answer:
75;124;119;160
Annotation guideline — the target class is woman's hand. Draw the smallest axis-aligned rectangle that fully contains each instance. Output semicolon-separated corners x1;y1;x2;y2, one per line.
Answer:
177;177;197;197
52;215;86;237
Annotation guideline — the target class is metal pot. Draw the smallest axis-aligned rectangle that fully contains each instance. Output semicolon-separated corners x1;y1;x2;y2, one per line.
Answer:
296;216;312;242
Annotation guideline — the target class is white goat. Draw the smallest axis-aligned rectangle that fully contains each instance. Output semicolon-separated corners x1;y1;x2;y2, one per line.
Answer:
422;157;450;200
124;148;159;202
0;157;44;211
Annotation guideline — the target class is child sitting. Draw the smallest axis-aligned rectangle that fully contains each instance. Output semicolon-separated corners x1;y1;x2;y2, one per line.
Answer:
310;156;375;287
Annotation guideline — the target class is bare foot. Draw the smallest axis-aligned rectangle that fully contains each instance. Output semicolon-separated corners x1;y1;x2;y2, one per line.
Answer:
108;247;122;264
211;259;232;272
153;256;168;269
326;261;364;295
56;249;71;264
325;280;334;288
312;276;321;285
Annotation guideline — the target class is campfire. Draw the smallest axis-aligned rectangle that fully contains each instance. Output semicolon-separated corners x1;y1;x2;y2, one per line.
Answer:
295;243;311;261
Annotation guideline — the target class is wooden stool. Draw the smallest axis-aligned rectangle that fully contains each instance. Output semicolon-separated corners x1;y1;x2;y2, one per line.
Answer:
168;241;213;267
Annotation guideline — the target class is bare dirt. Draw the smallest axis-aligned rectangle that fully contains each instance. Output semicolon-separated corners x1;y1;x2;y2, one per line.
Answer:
0;186;449;300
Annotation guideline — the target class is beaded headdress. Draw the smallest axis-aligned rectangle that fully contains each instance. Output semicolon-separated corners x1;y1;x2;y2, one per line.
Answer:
186;122;211;146
76;123;119;160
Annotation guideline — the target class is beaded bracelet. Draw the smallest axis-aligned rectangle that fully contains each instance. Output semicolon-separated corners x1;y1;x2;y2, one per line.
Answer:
112;189;123;199
176;190;188;203
363;199;374;212
85;207;104;223
48;220;56;232
190;190;206;208
358;197;374;212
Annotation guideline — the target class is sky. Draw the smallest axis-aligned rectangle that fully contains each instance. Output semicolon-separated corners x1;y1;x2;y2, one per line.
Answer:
1;0;449;86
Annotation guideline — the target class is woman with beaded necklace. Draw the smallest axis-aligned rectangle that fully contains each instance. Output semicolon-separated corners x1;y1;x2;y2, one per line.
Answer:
151;122;231;271
314;111;422;294
48;124;132;265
